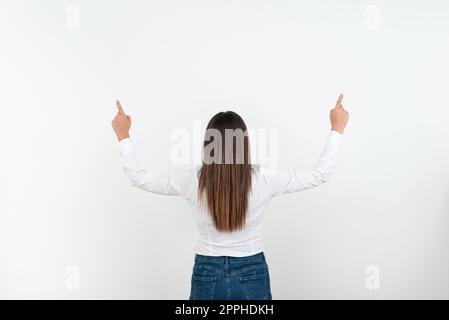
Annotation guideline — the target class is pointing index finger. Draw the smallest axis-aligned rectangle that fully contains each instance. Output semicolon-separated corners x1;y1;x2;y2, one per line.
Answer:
116;100;125;115
336;94;344;107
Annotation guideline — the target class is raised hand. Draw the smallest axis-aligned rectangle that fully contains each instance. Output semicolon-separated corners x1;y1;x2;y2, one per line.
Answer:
330;94;349;134
111;100;132;141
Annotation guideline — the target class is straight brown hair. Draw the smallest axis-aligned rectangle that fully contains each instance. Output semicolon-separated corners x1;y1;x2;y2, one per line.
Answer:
198;111;253;232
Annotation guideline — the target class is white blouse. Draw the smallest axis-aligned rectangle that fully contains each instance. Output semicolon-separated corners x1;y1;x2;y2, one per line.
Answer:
118;130;344;257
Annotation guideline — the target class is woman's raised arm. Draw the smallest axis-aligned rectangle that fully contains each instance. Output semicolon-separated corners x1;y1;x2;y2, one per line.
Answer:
262;94;349;196
112;100;194;198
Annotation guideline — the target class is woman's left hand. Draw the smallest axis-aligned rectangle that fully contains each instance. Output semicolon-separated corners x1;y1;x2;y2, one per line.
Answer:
111;100;132;141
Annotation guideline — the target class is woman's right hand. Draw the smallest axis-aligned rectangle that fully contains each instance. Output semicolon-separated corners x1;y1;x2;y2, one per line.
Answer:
330;94;349;134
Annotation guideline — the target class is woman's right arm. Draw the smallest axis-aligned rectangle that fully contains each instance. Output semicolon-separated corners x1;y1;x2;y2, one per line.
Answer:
264;94;349;196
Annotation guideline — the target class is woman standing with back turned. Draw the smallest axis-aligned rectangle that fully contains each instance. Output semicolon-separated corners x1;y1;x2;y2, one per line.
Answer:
111;94;349;300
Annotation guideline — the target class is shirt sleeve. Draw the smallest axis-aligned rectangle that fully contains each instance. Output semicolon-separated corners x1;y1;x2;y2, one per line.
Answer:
118;137;195;198
262;130;344;197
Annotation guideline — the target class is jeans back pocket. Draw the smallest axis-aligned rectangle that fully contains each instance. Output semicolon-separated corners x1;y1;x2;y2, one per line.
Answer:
189;275;217;300
239;270;271;300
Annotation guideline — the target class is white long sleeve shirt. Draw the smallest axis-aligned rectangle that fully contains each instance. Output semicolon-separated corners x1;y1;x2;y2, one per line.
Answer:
118;130;344;257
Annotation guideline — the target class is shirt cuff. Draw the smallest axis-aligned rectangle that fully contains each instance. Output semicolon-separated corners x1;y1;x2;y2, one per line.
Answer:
330;129;343;137
119;137;135;156
329;130;344;144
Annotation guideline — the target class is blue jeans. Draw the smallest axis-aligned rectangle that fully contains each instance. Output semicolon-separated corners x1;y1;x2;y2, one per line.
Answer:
189;252;272;300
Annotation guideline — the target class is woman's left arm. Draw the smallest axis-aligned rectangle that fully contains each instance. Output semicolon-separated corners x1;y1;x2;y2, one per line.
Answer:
119;137;194;196
112;101;194;197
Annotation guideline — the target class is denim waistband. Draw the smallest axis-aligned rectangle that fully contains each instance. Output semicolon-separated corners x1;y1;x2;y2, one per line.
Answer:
194;251;266;264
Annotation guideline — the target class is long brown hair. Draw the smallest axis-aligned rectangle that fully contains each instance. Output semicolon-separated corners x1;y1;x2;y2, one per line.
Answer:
198;111;252;232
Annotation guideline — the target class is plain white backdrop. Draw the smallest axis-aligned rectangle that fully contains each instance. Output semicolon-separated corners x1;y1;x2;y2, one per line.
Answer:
1;0;449;299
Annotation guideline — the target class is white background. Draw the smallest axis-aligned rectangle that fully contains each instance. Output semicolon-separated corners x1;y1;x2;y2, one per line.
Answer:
1;0;449;299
